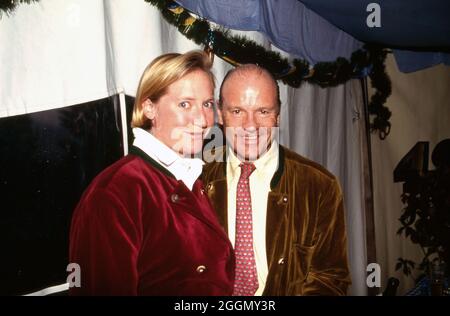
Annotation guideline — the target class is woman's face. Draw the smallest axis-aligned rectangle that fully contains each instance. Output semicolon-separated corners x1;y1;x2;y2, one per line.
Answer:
143;69;215;157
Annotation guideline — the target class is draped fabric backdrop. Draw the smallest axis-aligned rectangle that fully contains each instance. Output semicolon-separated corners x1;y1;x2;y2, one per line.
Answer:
0;0;370;295
281;79;370;296
370;55;450;295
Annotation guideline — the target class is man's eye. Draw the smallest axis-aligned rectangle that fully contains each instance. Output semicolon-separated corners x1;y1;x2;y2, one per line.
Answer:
232;109;241;114
260;110;269;114
179;101;190;108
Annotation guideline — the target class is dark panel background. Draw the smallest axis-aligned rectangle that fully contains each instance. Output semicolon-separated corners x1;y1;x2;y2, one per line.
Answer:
0;95;125;295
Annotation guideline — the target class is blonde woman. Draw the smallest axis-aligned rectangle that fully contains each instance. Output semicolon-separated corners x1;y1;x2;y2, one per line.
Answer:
69;51;234;295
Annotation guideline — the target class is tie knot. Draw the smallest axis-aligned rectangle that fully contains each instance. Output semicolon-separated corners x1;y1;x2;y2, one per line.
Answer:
239;162;256;179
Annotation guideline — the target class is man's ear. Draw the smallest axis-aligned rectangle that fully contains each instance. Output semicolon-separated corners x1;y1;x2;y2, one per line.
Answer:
142;99;156;120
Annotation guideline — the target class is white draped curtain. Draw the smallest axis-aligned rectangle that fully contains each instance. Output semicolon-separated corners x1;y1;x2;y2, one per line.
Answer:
280;80;370;295
0;0;370;295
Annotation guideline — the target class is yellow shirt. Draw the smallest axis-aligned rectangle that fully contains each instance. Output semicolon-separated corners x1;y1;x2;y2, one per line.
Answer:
226;142;279;296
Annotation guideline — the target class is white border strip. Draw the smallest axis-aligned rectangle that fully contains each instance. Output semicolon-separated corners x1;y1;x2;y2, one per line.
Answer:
24;283;69;296
119;92;129;156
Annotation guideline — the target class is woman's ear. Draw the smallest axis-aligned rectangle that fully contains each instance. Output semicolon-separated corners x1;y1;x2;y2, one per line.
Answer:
142;99;156;120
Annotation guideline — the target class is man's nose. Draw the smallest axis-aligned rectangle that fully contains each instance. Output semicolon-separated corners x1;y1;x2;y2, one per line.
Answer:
243;113;257;130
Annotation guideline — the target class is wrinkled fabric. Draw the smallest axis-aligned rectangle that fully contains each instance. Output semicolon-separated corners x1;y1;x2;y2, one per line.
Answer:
177;0;450;72
301;0;450;48
300;0;450;72
202;146;351;295
393;50;450;73
176;0;362;64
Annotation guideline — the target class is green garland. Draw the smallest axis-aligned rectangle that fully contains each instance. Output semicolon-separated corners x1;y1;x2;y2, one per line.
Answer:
146;0;392;139
1;0;392;138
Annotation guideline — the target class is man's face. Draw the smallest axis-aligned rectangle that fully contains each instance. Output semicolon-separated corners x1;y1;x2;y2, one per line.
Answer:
218;74;279;161
143;69;215;157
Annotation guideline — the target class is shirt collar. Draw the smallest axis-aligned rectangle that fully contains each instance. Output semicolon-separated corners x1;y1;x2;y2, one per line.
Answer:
133;127;179;167
132;128;204;190
227;140;279;178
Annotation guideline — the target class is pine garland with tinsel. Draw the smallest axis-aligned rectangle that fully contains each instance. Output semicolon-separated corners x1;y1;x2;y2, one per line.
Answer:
146;0;392;139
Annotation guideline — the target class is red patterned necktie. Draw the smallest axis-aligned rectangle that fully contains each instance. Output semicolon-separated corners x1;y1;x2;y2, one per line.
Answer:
233;162;258;296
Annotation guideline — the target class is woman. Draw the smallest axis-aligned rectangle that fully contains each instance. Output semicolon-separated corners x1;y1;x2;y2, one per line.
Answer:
69;51;235;295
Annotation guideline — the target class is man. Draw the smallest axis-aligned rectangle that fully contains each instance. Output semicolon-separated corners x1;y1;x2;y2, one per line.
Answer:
202;64;351;295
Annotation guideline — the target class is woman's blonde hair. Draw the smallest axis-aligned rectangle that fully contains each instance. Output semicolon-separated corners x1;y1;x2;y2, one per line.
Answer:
131;50;214;130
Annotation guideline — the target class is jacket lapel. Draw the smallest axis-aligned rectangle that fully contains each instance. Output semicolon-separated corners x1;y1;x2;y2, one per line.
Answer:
266;146;288;267
206;178;228;233
170;181;230;243
265;191;289;265
204;158;228;233
130;145;230;243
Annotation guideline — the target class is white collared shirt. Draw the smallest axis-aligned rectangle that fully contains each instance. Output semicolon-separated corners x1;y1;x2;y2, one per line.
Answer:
226;142;279;296
132;128;204;190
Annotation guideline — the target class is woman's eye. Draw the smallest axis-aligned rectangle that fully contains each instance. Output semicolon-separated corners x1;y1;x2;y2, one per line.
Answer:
179;101;190;108
203;101;214;108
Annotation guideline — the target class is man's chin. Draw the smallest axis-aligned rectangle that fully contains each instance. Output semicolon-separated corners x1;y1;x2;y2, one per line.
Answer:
235;149;261;162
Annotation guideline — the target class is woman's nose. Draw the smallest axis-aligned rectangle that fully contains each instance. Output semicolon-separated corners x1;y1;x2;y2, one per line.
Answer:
192;106;208;128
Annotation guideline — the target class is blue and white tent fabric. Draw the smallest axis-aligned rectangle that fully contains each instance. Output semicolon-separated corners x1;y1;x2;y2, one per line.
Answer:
177;0;450;72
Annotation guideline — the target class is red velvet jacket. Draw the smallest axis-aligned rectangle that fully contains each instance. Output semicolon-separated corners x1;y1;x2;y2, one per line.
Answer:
69;146;235;295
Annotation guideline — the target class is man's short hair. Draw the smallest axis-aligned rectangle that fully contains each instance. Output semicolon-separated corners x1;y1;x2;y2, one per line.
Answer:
218;64;281;109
